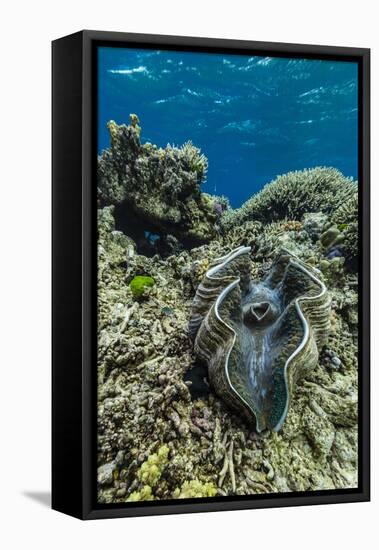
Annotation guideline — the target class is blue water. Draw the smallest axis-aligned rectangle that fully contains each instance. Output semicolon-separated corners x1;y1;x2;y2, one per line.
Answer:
98;47;358;208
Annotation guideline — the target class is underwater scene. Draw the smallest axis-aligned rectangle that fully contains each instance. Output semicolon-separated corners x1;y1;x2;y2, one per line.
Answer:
96;46;359;504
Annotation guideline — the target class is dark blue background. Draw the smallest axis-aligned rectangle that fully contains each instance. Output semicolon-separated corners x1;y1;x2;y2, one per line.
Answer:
98;47;358;208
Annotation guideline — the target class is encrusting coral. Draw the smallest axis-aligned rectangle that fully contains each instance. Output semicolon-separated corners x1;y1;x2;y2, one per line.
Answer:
96;120;359;504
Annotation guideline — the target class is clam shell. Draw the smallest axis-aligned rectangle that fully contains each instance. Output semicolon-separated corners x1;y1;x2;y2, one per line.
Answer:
189;247;331;432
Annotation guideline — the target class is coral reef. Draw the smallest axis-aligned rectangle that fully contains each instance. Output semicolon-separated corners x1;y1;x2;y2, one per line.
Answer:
98;116;219;249
96;125;359;504
97;205;358;504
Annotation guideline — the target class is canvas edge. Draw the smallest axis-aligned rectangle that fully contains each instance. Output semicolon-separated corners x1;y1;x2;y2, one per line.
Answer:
52;30;370;520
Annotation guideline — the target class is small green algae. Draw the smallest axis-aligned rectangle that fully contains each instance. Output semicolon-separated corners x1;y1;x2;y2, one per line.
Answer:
129;275;155;298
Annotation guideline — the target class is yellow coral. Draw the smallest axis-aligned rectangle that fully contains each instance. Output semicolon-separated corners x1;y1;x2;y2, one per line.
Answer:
126;485;153;502
173;480;217;499
137;445;170;487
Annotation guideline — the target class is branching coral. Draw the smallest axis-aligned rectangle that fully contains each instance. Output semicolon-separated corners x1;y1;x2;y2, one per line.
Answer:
221;167;357;230
177;140;208;179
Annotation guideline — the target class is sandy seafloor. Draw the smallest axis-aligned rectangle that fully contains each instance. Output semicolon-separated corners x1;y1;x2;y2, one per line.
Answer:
96;117;359;504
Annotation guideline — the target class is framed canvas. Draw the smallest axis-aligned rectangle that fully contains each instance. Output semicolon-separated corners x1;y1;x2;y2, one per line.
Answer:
52;30;370;520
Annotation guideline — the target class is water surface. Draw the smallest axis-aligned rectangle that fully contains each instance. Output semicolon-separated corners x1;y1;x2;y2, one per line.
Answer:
98;47;358;207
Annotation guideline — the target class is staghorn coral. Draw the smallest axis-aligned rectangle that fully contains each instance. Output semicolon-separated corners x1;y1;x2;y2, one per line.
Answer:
98;115;218;247
221;167;357;230
332;193;358;227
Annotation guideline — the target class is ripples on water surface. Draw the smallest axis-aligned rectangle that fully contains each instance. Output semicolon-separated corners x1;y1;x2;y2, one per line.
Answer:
98;47;358;207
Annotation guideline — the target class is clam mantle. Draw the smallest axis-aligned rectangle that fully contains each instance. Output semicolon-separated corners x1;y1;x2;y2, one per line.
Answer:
189;247;331;432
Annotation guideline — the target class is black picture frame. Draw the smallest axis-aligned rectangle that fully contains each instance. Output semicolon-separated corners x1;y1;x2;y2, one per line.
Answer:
52;30;370;520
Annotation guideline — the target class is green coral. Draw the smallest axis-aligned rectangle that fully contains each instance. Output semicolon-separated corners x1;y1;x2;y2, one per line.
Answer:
173;480;217;499
129;275;155;298
222;167;357;230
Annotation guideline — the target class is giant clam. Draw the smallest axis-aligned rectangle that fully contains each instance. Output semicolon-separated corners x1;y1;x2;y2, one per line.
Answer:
189;247;331;432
